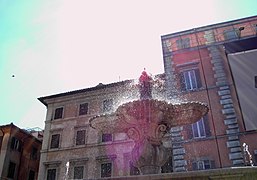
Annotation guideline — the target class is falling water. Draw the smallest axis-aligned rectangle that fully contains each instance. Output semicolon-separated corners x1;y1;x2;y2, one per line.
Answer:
242;143;254;167
64;161;70;180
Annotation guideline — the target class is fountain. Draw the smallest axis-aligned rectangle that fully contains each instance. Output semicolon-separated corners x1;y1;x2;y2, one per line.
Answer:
89;70;209;175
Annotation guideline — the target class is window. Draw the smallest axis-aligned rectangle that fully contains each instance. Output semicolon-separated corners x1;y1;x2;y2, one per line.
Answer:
101;162;112;178
103;99;113;112
130;162;140;175
28;170;35;180
74;166;84;179
192;160;214;170
254;76;257;88
31;147;38;160
79;103;88;116
102;133;112;142
50;134;60;149
161;156;173;173
224;29;239;40
192;118;206;138
7;161;16;178
76;130;86;145
47;169;56;180
10;137;21;152
180;69;202;91
54;107;63;119
176;38;190;49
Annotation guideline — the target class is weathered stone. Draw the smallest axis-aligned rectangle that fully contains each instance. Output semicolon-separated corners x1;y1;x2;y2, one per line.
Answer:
224;118;237;125
232;159;244;165
174;160;187;167
226;128;239;134
173;148;186;155
171;136;184;142
170;126;183;133
228;124;239;129
228;135;239;141
230;147;242;153
172;143;183;149
218;89;231;96
171;132;181;137
217;77;227;82
173;155;184;160
224;104;233;109
221;95;232;99
216;81;228;87
174;166;186;172
219;86;229;90
226;114;237;119
229;152;243;160
220;98;233;105
227;140;240;148
222;108;235;115
212;65;224;71
214;72;226;78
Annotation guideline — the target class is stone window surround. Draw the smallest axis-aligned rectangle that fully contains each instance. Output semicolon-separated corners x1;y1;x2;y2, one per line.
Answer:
96;155;117;178
78;102;89;116
69;158;89;179
192;118;206;139
49;129;63;150
53;106;64;120
43;161;61;180
74;126;88;146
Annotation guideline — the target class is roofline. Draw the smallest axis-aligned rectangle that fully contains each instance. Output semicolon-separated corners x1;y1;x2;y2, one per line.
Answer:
38;79;133;106
161;15;257;39
0;123;42;143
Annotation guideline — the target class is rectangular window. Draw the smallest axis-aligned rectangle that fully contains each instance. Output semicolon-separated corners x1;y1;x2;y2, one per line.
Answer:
10;137;21;152
47;169;56;180
74;166;84;179
176;38;190;49
180;69;202;91
79;103;88;116
224;29;239;40
28;170;35;180
103;99;113;112
76;130;86;145
102;133;112;142
101;162;112;178
7;161;16;178
192;160;213;170
31;147;38;160
50;134;60;149
192;118;206;138
54;107;63;119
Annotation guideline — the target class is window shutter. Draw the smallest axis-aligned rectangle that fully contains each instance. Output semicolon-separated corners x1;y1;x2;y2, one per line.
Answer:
203;115;211;137
195;69;202;88
180;72;186;91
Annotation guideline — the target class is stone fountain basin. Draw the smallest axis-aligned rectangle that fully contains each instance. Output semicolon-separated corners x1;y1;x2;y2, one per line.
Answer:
89;99;208;134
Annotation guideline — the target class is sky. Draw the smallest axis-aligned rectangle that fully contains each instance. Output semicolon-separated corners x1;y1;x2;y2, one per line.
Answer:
0;0;256;129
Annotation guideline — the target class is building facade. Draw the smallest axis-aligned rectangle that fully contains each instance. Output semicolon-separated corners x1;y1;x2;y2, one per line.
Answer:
0;123;42;180
38;15;257;179
161;15;257;171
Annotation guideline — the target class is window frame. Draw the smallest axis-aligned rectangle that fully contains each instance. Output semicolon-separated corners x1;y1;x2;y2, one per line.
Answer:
192;118;206;139
46;168;57;180
223;29;239;40
7;161;16;179
10;137;21;152
50;134;60;149
79;103;88;116
53;107;64;120
100;162;112;178
76;129;86;146
73;165;84;179
192;159;213;170
101;133;113;143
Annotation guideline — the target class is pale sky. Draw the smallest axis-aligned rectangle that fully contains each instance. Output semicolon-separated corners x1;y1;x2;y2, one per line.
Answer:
0;0;256;129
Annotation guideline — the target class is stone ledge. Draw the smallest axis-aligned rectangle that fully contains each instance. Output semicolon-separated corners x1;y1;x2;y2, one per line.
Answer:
99;167;257;180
